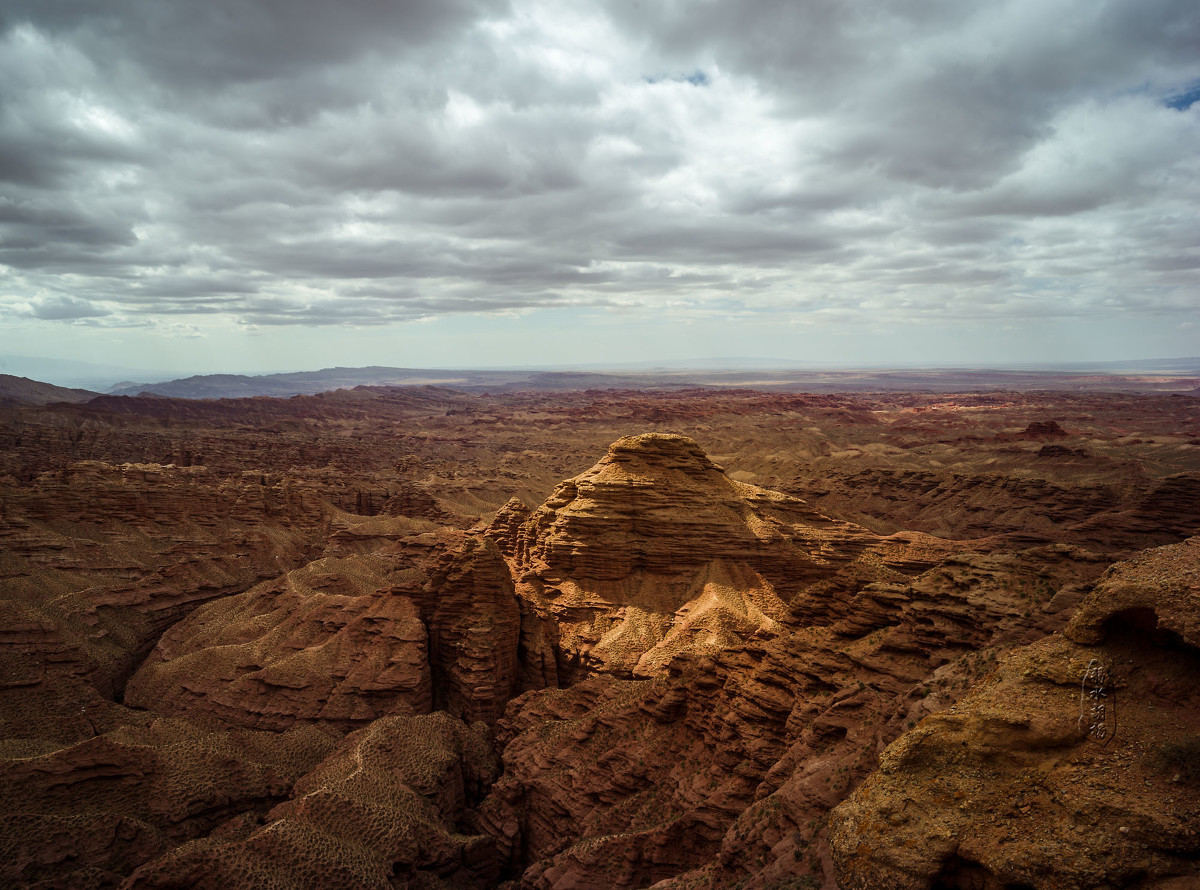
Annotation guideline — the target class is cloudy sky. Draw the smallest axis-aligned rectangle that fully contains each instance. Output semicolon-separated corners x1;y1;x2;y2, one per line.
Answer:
1;0;1198;381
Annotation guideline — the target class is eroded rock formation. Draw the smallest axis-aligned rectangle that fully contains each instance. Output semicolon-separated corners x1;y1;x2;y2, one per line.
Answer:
424;537;523;724
126;530;524;732
125;554;437;730
488;433;881;681
829;537;1200;890
124;713;501;890
0;716;336;888
1;386;1197;890
476;543;1110;889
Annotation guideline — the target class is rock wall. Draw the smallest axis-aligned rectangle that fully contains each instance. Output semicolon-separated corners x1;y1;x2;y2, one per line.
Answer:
829;538;1200;890
423;537;523;725
476;543;1110;888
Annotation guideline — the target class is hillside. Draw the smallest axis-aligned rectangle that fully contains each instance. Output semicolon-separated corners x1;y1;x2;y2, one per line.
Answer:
0;374;99;405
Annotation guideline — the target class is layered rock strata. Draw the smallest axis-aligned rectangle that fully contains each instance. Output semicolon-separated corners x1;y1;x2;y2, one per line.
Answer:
0;461;329;706
423;537;522;724
487;433;882;681
787;465;1200;551
125;555;436;730
125;532;524;731
0;715;336;888
476;542;1109;888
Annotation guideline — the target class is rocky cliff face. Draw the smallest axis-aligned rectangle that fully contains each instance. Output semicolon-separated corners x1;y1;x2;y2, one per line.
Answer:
829;537;1200;890
423;537;523;725
475;542;1110;889
488;433;881;682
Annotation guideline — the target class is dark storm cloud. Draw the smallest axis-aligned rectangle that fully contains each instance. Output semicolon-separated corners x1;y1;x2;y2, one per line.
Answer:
0;0;1197;335
0;203;136;256
235;285;610;328
613;223;843;265
27;295;108;320
1;0;508;85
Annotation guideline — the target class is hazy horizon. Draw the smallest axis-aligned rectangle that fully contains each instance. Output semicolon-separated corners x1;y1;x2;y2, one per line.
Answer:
4;352;1199;392
1;1;1197;375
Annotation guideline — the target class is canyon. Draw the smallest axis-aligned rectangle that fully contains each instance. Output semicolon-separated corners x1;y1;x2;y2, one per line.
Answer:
1;382;1198;888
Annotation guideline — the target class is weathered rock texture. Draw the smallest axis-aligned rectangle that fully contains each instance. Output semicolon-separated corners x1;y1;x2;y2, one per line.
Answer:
124;713;502;890
125;555;436;730
0;715;336;888
125;530;523;732
829;537;1200;890
0;461;329;705
424;537;522;724
476;543;1110;889
1;387;1197;890
488;433;882;682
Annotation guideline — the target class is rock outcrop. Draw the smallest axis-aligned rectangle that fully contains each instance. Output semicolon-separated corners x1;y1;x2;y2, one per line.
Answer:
0;715;336;888
124;713;502;890
125;555;436;731
476;543;1109;888
829;537;1200;890
423;537;522;724
125;532;524;731
487;433;880;681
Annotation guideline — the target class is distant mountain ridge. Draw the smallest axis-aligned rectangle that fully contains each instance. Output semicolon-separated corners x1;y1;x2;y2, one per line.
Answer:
106;367;482;398
106;366;739;398
0;375;99;405
104;362;1200;399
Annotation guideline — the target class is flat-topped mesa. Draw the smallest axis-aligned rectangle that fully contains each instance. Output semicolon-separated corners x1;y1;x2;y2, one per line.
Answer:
488;433;882;681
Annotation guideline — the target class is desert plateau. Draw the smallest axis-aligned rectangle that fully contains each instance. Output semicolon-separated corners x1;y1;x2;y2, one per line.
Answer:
0;371;1197;889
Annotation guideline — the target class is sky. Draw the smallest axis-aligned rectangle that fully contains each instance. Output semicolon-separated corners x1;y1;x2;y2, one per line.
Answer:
1;0;1198;384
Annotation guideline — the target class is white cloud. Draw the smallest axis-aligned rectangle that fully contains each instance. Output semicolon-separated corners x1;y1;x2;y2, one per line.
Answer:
0;0;1197;370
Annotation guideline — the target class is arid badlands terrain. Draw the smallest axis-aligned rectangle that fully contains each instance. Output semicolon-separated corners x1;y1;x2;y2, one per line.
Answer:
1;374;1199;889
